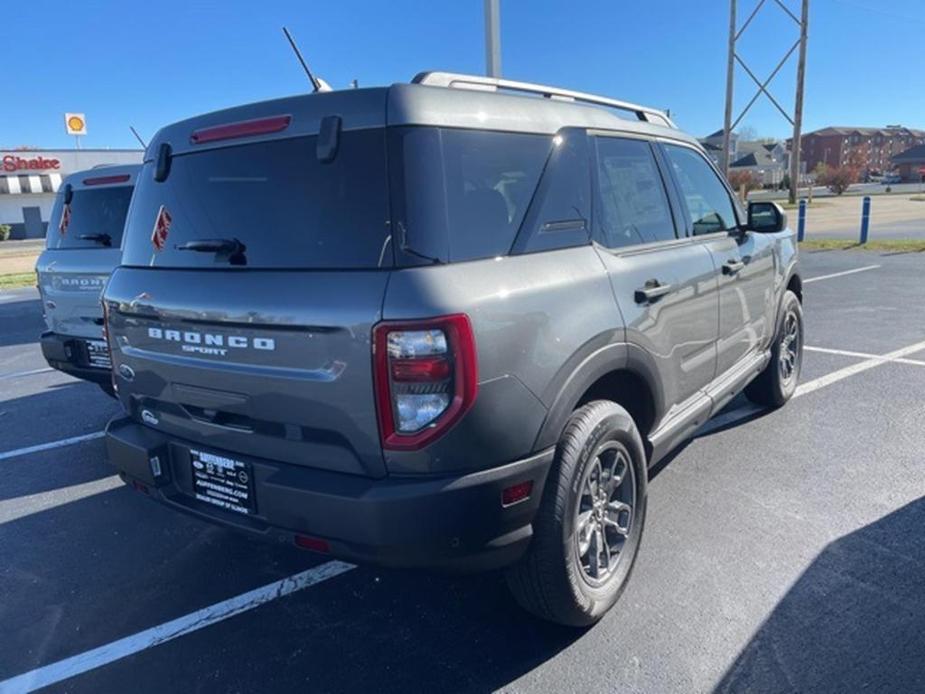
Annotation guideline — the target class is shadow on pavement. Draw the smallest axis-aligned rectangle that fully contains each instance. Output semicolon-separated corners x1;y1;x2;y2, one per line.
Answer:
715;497;925;692
0;296;45;348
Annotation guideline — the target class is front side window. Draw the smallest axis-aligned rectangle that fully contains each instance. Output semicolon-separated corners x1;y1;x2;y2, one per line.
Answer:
594;137;676;248
663;144;739;236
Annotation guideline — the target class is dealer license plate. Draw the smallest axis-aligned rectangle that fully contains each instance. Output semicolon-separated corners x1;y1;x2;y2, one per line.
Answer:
190;448;255;515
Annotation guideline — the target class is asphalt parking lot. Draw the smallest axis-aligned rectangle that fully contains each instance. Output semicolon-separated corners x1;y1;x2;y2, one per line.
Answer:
1;250;924;693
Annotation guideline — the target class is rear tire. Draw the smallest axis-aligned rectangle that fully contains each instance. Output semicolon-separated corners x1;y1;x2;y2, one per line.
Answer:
745;290;803;408
505;400;647;627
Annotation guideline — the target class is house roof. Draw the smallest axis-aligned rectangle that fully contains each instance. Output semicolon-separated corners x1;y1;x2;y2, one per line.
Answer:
893;144;925;163
731;148;777;168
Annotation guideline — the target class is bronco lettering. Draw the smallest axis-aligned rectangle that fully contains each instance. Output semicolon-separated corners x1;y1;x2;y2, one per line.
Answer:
147;327;276;351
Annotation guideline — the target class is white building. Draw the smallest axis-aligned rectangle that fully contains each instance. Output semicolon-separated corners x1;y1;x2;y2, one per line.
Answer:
0;149;143;238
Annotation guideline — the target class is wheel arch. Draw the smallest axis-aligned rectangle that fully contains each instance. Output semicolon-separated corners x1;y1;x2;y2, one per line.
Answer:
534;342;664;459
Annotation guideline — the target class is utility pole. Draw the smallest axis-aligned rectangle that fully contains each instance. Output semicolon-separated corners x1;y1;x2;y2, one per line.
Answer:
721;0;810;203
484;0;501;77
789;0;809;204
722;0;737;176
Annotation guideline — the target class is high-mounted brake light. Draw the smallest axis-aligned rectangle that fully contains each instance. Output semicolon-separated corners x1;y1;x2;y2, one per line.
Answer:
190;115;292;144
83;174;131;186
373;315;477;451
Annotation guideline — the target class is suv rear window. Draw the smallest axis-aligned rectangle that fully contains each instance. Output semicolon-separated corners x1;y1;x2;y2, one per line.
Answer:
46;186;133;250
121;130;390;269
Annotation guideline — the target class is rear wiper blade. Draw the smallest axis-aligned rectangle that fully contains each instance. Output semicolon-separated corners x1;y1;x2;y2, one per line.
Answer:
78;233;112;246
175;238;248;266
175;238;244;254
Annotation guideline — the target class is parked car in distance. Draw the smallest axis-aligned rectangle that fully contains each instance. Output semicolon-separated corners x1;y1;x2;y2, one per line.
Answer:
882;173;902;185
36;164;139;394
102;73;802;626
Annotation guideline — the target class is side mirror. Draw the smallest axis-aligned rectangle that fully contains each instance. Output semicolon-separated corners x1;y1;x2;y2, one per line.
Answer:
748;201;787;233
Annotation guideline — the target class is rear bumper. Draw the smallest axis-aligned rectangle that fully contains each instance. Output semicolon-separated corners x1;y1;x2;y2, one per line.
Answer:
40;331;112;385
105;416;555;572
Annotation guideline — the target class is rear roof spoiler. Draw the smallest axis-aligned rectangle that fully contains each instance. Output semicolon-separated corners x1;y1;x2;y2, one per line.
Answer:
412;71;676;129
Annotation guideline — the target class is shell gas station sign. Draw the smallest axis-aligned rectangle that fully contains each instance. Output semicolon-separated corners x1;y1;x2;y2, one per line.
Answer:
65;113;87;136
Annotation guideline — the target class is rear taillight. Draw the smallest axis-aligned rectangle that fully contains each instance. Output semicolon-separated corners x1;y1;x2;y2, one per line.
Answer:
373;315;477;451
102;301;117;395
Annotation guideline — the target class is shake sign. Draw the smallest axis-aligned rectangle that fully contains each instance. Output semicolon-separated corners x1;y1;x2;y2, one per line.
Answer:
2;155;61;172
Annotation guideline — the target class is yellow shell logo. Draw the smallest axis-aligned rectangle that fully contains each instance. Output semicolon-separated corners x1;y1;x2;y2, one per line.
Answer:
67;115;85;131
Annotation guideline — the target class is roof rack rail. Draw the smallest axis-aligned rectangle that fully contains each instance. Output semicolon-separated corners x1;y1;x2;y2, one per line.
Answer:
412;71;676;129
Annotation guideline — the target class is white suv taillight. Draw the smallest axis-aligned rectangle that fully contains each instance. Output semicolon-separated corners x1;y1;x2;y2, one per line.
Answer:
373;314;478;450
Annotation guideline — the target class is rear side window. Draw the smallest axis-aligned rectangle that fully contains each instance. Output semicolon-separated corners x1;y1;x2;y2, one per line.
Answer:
594;137;676;248
46;186;133;250
663;144;739;235
391;127;591;263
513;129;591;255
121;130;390;269
390;128;549;263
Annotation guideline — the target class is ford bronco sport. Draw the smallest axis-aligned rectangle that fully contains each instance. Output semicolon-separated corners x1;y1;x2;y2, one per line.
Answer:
36;165;139;393
103;73;802;626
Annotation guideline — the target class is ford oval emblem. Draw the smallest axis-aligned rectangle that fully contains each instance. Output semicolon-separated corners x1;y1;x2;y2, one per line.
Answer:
118;364;136;381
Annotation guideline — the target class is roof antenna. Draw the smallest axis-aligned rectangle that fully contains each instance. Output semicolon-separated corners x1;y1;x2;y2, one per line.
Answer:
282;26;329;93
129;126;147;148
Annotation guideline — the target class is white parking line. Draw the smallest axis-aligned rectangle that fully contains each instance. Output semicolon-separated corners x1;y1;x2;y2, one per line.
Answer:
805;345;925;367
0;560;357;693
0;431;105;462
795;339;925;398
0;475;123;524
803;264;880;284
0;367;54;380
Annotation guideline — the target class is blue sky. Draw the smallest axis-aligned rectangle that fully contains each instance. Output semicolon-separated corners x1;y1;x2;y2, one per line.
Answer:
3;0;924;149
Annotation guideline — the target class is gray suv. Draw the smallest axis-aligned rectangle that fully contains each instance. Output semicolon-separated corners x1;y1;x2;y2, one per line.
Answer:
103;73;802;626
37;165;139;393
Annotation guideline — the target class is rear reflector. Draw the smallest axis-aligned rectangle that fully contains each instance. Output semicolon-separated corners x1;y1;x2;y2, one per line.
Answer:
294;535;331;554
502;480;533;507
390;356;451;382
83;174;131;186
190;115;292;144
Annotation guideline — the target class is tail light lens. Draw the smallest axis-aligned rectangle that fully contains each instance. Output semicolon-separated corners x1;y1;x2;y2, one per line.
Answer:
101;300;117;394
373;314;477;450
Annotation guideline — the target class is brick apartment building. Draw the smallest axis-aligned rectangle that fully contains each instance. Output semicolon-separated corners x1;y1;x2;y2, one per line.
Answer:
793;126;925;176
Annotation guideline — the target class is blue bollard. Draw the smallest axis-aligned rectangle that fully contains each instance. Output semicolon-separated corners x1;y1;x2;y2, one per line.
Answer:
797;199;807;242
860;196;871;244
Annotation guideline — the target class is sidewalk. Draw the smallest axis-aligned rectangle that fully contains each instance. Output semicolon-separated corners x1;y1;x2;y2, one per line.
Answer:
0;239;43;274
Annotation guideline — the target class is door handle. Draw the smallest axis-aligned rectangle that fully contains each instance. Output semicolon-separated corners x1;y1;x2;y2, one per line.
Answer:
723;259;745;275
635;281;673;304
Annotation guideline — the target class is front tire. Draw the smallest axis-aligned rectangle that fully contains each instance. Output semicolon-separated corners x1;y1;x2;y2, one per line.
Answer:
505;400;647;627
745;289;803;407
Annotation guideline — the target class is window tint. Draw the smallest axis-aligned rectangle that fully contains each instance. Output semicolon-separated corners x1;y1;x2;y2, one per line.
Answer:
594;137;676;248
514;129;592;254
46;186;133;250
664;144;739;235
390;128;549;263
121;131;391;269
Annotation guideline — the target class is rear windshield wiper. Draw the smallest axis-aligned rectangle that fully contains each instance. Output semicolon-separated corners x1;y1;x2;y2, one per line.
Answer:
78;233;112;247
176;238;247;265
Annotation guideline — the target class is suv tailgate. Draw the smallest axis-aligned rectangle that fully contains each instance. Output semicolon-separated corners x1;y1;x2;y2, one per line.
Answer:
105;268;389;478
